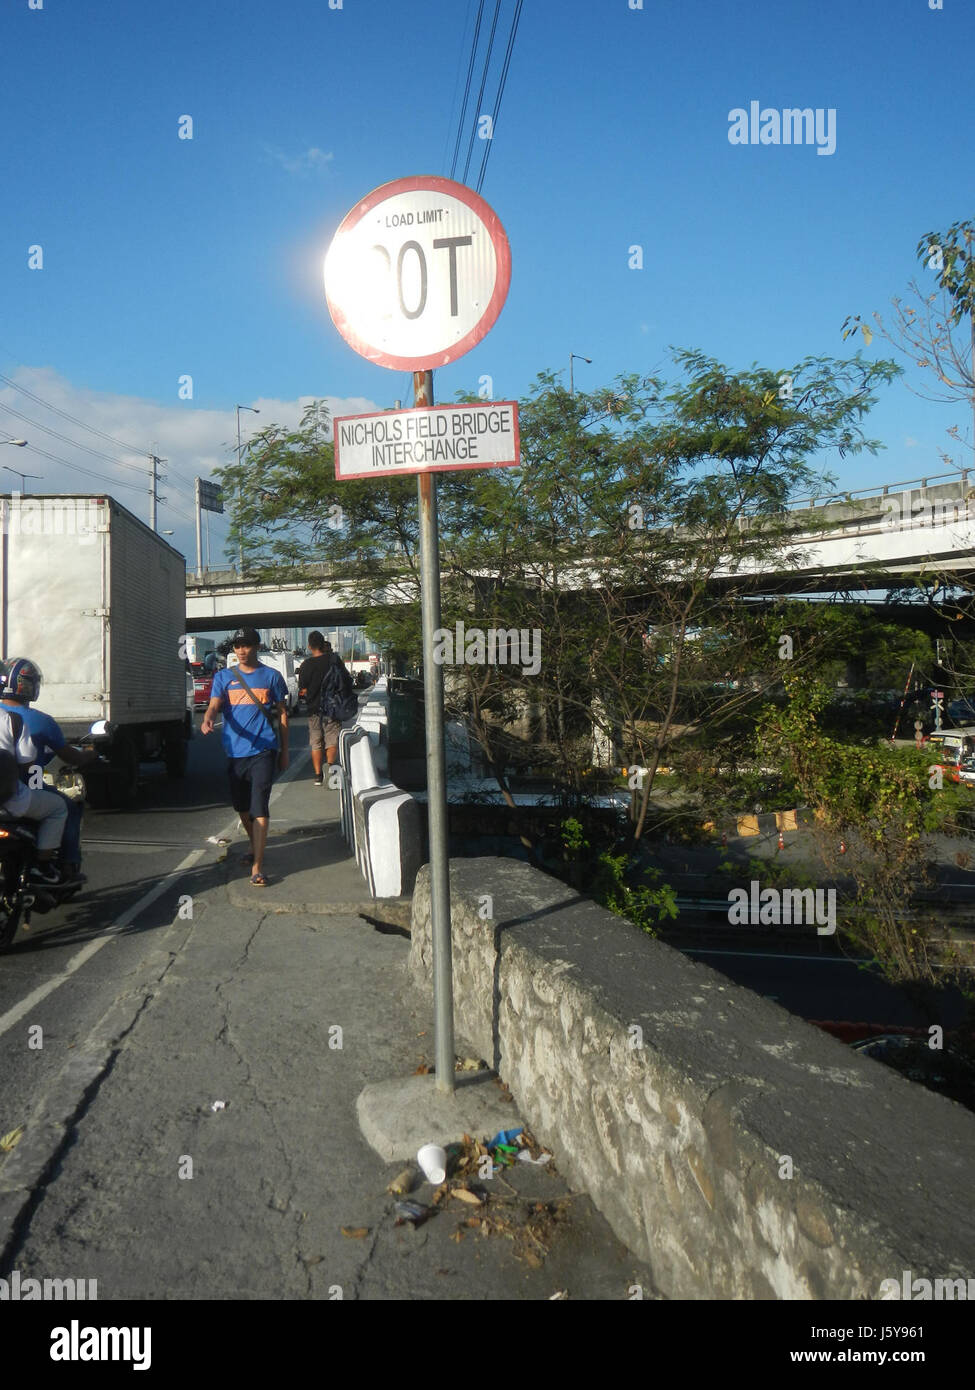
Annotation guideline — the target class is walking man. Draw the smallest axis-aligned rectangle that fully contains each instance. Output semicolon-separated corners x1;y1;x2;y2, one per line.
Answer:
201;628;289;886
297;631;332;786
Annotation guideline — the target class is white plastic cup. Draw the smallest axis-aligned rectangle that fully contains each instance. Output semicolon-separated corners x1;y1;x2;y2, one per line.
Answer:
417;1143;447;1185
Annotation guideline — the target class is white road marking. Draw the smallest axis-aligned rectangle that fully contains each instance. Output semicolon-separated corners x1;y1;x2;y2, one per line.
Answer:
0;748;312;1040
0;846;205;1040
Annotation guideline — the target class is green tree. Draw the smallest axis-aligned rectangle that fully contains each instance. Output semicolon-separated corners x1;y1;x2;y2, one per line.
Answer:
215;350;900;832
759;668;971;1011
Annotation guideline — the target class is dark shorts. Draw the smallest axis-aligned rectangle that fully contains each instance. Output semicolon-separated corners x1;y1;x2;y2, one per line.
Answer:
228;751;276;819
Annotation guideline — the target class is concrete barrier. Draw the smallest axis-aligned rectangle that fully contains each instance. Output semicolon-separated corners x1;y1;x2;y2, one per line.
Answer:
337;721;420;898
409;857;975;1299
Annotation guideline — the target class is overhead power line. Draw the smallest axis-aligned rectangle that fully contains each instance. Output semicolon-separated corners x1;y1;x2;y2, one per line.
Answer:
449;0;486;181
5;441;145;494
441;1;478;177
0;369;147;456
475;0;524;194
461;0;503;187
0;399;148;475
0;368;209;498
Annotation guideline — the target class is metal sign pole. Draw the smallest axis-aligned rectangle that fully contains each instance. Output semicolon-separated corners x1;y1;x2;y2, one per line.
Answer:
415;368;455;1095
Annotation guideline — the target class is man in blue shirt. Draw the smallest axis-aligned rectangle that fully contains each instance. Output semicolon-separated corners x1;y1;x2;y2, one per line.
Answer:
201;628;289;886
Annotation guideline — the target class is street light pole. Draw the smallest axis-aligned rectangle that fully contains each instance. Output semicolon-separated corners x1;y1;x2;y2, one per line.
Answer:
235;405;260;574
3;465;42;492
2;440;38;493
569;353;591;397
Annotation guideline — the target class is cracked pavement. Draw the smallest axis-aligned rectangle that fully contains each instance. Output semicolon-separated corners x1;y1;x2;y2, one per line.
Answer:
0;773;656;1301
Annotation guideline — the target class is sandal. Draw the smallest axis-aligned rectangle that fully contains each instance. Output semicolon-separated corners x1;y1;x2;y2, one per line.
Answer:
250;872;268;887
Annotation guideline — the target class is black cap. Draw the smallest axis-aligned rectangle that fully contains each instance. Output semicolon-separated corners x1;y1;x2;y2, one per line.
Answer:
231;627;260;647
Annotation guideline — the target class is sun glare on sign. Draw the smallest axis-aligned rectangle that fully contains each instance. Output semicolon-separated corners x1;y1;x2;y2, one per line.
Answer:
323;240;393;336
322;175;511;372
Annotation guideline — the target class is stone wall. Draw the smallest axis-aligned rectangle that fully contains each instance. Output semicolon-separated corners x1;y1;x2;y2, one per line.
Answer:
409;858;975;1299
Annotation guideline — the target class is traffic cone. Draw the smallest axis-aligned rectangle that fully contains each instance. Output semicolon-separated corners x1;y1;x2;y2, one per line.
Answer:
839;838;847;855
777;829;785;850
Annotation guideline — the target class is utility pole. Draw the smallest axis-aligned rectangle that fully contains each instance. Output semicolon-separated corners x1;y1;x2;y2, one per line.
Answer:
194;478;203;580
235;405;260;575
149;452;167;532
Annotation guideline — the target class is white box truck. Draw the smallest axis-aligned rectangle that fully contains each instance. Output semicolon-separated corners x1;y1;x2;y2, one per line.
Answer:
0;494;191;805
184;635;217;666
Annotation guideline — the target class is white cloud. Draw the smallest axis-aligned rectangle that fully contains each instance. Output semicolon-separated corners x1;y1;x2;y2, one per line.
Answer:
0;366;378;567
262;143;334;176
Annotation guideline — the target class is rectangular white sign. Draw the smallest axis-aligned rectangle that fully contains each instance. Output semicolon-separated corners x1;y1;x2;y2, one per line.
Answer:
333;402;520;479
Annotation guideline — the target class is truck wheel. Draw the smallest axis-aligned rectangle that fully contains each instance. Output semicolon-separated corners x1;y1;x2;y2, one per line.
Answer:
164;734;187;778
83;769;111;810
110;732;139;807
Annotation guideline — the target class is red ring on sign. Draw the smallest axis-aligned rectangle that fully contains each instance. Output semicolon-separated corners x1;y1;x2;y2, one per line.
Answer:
324;175;512;372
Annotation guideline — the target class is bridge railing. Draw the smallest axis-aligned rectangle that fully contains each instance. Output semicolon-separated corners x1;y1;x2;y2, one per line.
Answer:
187;468;975;592
785;466;970;512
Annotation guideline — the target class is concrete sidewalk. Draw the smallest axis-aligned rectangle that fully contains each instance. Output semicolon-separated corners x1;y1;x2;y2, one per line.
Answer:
0;759;656;1300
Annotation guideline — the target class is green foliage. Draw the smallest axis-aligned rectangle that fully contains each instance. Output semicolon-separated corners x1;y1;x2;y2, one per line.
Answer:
916;219;975;327
758;668;971;997
558;817;678;935
216;351;903;830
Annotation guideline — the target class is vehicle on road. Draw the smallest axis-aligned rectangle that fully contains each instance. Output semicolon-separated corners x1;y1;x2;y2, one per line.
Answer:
850;1032;975;1112
228;650;299;713
0;817;81;949
190;662;215;709
184;635;217;667
0;716;111;949
0;494;191;807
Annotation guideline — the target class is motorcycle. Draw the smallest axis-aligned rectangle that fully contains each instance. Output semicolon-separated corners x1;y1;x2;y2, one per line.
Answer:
0;820;83;950
0;721;110;951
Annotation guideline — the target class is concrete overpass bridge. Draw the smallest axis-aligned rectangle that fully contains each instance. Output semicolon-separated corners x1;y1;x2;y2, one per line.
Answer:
185;570;367;634
185;467;975;632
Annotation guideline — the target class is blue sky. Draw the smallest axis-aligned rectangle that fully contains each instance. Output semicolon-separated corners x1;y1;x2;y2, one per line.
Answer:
1;0;972;566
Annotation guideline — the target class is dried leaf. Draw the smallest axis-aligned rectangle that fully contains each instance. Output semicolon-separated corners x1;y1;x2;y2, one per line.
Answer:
341;1226;369;1239
413;1062;431;1075
453;1188;483;1206
387;1166;416;1196
449;1228;465;1243
0;1126;24;1152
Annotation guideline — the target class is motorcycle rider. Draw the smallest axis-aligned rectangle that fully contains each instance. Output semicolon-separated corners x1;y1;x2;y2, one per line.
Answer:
0;704;70;884
0;658;97;882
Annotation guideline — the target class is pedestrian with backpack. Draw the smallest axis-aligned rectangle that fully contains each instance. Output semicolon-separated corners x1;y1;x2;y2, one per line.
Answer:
318;642;359;770
297;631;332;787
200;628;289;887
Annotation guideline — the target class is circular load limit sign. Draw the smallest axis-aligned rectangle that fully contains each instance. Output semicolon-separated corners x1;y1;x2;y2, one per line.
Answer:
323;175;511;371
